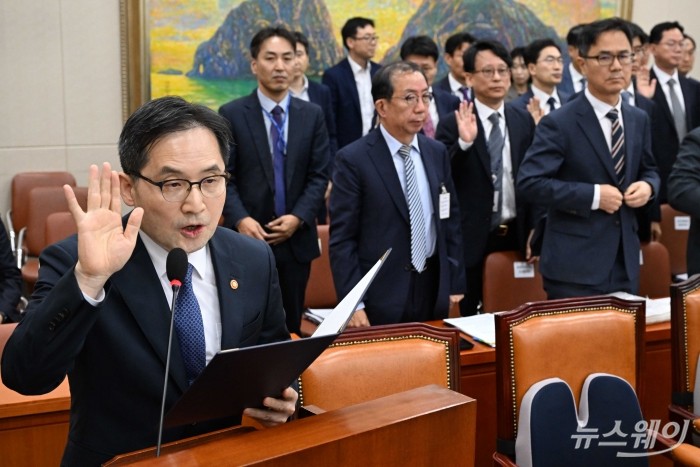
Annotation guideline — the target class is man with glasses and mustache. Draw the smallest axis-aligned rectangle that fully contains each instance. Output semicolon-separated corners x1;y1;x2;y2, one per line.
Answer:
322;17;381;150
517;18;660;299
648;21;700;205
435;40;537;316
330;61;465;326
2;96;297;466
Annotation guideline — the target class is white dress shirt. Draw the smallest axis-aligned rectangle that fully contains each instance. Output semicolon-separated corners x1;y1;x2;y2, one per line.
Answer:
569;63;586;93
348;56;375;136
288;75;310;102
448;73;469;101
532;85;563;114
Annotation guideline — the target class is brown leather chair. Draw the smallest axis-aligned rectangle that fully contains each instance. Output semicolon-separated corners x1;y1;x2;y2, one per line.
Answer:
303;225;337;309
482;250;546;312
639;241;671;298
20;186;87;292
6;171;76;257
660;203;690;278
45;212;77;245
298;323;460;412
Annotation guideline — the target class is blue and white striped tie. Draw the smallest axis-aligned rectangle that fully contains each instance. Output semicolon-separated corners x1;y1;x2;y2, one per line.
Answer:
399;145;427;272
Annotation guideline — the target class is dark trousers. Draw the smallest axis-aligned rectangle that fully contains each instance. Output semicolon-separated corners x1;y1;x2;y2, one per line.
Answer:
401;255;440;323
272;244;311;335
460;222;519;316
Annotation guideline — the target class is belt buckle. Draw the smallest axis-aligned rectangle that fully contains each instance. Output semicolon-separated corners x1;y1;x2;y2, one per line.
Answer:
496;224;508;236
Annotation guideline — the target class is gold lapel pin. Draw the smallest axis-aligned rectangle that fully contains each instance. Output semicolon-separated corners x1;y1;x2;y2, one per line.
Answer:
230;279;239;290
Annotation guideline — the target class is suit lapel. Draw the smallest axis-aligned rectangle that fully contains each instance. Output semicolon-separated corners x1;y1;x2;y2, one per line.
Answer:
472;107;493;178
285;98;303;187
650;69;676;126
504;106;523;174
575;98;619;183
209;231;246;350
680;76;696;129
621;102;640;186
366;131;410;223
243;93;276;193
341;59;362;115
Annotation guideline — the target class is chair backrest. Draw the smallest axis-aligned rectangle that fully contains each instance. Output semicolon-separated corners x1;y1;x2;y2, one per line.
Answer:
303;225;337;309
482;250;546;312
639;241;671;299
660;203;690;277
10;172;76;233
495;296;644;451
45;212;78;245
298;323;460;412
25;186;87;256
670;274;700;412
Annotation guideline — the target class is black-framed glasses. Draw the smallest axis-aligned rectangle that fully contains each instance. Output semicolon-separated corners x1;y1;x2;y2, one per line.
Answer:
472;67;511;79
390;92;433;107
354;35;379;43
129;172;230;202
581;52;634;66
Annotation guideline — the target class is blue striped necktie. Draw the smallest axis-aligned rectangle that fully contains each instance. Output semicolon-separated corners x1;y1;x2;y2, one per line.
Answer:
399;145;427;272
174;263;206;385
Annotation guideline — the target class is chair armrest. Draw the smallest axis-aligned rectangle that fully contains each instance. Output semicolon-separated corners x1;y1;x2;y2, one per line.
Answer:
492;452;518;466
668;443;700;467
298;405;327;419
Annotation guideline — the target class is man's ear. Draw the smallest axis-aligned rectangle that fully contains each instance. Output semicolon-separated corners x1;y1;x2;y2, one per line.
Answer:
250;58;257;77
119;173;136;207
374;99;387;119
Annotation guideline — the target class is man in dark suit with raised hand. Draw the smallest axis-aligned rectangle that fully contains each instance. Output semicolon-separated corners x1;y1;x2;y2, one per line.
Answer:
219;27;330;335
1;97;297;466
330;61;465;327
517;18;660;299
436;40;537;316
322;17;381;150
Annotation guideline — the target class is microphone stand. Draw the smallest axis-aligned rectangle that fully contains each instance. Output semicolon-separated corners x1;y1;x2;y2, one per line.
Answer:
156;281;181;457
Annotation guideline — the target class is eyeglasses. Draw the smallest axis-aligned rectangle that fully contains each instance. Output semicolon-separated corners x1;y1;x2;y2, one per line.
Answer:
632;46;647;55
391;92;433;107
539;56;564;65
354;35;379;43
581;52;634;66
472;67;511;79
660;40;684;49
130;172;230;202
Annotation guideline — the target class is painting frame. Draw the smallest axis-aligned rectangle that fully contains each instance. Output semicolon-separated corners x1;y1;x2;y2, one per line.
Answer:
119;0;634;120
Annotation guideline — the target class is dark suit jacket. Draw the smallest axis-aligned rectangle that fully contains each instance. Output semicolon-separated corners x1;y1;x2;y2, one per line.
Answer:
0;219;22;321
435;103;537;267
1;228;289;465
219;92;330;263
329;129;465;325
559;63;575;96
307;80;338;161
432;87;460;119
668;127;700;275
322;58;381;149
648;69;700;202
517;95;660;287
512;87;573;112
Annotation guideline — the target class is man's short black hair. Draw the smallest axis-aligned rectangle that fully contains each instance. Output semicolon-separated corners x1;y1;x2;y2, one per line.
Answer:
685;34;697;51
510;46;526;61
523;38;561;66
444;32;476;56
341;17;374;50
649;21;684;44
250;26;296;59
566;24;588;48
371;61;424;103
293;31;310;54
578;17;632;57
627;22;649;44
119;96;232;175
463;40;512;73
400;35;439;61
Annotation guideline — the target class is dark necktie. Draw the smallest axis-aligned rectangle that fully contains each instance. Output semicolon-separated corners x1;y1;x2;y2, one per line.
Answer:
547;97;557;113
270;105;286;217
398;145;427;272
580;77;587;92
667;78;687;141
423;112;436;138
459;86;471;103
606;109;625;186
174;263;206;386
487;112;504;231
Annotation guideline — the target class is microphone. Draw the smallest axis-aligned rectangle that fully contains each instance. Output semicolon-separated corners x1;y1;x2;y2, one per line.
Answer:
156;248;188;456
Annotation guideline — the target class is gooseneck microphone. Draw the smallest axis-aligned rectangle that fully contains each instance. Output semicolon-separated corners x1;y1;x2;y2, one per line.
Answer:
156;248;188;457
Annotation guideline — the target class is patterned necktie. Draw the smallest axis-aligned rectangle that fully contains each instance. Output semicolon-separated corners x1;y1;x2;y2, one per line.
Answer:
580;77;587;92
667;79;687;141
605;109;625;185
487;113;504;231
174;263;206;386
547;96;557;113
459;86;471;103
423;112;436;138
270;105;286;217
398;145;427;272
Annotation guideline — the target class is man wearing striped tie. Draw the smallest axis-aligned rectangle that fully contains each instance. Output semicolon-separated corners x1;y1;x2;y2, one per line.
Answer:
330;61;465;326
517;18;660;299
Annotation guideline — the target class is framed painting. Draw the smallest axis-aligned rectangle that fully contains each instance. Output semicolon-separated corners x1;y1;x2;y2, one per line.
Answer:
120;0;633;119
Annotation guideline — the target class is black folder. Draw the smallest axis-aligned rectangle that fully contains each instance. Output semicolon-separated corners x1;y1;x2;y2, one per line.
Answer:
164;332;338;428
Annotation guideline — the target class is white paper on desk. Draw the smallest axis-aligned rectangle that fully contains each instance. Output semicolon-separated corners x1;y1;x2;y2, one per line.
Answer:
444;313;497;347
304;308;333;325
607;292;670;324
313;249;391;337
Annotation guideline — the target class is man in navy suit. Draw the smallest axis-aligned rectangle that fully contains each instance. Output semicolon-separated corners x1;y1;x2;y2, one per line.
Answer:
434;32;476;102
330;61;465;326
648;21;700;203
435;40;537;316
219;27;330;335
322;17;381;149
560;24;588;96
1;97;296;466
514;39;572;124
400;35;460;138
517;18;660;299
